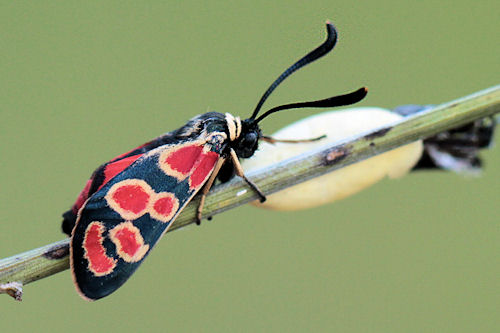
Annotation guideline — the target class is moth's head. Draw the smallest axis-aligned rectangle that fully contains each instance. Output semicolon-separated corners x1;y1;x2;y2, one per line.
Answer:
230;117;261;158
234;21;367;159
223;112;261;158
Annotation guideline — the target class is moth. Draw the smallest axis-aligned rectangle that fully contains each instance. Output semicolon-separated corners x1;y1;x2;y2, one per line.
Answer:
63;22;367;300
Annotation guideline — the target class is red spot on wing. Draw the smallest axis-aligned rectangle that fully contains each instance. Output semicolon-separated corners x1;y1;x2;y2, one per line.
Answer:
83;222;116;276
99;155;142;191
153;196;175;216
111;184;151;214
106;180;180;222
190;151;219;189
111;227;142;257
109;222;149;262
149;193;179;222
164;145;203;175
159;143;220;188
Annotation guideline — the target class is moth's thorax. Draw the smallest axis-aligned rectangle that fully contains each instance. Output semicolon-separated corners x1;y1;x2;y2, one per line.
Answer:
205;131;227;153
183;111;262;159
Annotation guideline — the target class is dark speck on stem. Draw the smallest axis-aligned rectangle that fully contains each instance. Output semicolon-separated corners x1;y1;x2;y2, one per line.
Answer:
43;244;70;260
363;127;392;140
323;145;351;165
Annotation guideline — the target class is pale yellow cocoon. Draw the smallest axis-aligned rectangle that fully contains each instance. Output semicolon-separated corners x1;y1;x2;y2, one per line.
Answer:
242;107;424;210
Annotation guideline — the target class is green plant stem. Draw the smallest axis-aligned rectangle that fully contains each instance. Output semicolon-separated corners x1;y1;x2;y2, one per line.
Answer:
1;85;499;301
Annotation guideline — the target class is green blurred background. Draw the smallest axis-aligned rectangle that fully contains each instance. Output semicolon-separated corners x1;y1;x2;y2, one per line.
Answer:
1;1;498;332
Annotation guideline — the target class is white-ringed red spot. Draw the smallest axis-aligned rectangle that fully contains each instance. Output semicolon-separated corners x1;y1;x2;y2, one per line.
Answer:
106;179;154;220
149;192;179;222
106;179;184;223
109;222;149;263
158;140;220;189
159;143;204;181
83;222;117;276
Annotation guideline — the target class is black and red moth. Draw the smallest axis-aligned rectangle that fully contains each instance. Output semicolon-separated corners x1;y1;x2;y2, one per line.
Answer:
63;22;367;300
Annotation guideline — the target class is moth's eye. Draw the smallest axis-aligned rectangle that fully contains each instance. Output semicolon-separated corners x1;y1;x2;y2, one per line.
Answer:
242;132;258;147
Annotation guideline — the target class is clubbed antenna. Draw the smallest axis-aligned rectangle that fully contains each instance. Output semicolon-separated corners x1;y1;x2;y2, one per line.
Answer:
249;22;338;120
255;87;367;123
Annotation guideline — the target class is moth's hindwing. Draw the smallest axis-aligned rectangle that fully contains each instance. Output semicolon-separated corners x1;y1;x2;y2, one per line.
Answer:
70;133;226;300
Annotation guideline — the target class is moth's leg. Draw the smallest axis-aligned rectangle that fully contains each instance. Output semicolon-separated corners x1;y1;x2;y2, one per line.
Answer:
216;158;235;183
196;157;226;225
229;148;266;203
261;134;326;144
